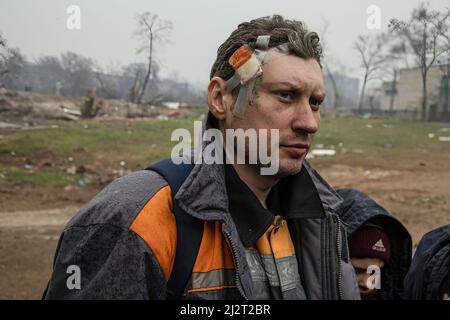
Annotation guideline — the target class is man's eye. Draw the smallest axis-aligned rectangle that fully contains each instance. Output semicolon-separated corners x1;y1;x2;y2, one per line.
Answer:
277;91;295;101
354;267;366;274
309;97;322;107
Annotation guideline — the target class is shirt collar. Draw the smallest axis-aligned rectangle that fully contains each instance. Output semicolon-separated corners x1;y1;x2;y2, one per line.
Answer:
225;164;325;247
225;164;274;247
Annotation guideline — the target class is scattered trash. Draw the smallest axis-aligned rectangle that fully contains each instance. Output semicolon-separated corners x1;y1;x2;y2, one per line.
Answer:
10;151;16;156
157;115;169;121
366;124;373;128
64;185;75;191
68;157;74;162
24;164;33;170
61;106;81;117
428;133;435;138
120;161;126;167
438;136;450;142
78;179;87;188
66;165;77;175
310;149;336;157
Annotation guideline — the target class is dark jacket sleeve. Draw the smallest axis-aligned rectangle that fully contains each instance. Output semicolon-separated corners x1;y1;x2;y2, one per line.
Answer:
43;223;167;299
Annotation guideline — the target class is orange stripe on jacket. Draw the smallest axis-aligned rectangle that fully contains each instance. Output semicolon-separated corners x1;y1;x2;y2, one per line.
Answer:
255;217;295;258
192;221;235;273
130;185;176;281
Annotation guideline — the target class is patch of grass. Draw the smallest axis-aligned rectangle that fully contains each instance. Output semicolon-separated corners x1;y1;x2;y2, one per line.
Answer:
313;117;447;160
0;118;198;165
1;116;449;187
0;164;79;188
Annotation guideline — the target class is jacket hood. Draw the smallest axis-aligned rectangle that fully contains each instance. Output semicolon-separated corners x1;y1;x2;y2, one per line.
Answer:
336;188;412;300
404;225;450;300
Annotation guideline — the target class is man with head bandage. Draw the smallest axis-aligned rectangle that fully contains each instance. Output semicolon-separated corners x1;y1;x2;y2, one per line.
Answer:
44;15;360;300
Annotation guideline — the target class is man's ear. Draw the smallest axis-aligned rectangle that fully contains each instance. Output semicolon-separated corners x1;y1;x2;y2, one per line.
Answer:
207;77;230;121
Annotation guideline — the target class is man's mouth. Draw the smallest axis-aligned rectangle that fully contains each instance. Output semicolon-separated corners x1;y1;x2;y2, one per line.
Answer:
281;143;310;157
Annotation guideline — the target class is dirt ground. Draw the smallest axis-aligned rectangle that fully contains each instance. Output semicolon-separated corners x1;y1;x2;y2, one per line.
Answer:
1;141;449;299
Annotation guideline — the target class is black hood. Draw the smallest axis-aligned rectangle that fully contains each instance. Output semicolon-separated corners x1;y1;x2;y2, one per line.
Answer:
404;225;450;300
336;188;412;300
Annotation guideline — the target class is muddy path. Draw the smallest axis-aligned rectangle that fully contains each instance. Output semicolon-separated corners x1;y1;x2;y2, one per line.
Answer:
0;206;78;299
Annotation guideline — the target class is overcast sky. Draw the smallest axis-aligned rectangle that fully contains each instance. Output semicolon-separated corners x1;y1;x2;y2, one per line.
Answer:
0;0;449;88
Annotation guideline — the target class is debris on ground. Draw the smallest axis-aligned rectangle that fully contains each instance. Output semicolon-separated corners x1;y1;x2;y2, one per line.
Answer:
310;149;337;157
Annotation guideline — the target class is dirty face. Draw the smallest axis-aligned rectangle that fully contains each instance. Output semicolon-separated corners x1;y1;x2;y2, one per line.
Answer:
351;257;385;300
223;49;325;177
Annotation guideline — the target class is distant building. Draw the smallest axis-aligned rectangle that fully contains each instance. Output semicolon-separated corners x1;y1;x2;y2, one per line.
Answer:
377;81;398;111
377;64;449;119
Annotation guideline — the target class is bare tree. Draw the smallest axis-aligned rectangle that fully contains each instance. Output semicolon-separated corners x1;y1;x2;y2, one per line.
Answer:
435;8;450;121
378;40;410;112
122;62;146;103
0;33;25;88
93;63;122;99
34;56;65;94
389;3;447;121
60;52;95;96
354;33;388;112
134;12;172;104
320;19;341;110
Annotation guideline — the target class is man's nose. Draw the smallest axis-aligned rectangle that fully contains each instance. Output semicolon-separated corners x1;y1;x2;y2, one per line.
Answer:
291;98;320;134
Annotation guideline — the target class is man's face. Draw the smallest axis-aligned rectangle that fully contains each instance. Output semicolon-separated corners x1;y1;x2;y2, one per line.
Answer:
351;257;385;300
223;49;325;177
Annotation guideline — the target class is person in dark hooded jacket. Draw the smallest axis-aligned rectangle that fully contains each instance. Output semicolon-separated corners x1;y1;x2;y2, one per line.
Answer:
404;225;450;300
336;188;412;300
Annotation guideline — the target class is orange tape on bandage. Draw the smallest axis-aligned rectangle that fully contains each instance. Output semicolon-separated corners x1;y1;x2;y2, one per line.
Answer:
229;45;253;70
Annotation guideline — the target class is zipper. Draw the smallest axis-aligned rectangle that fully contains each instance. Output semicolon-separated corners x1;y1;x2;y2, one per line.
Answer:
324;215;334;299
287;218;308;299
222;224;248;300
331;214;344;300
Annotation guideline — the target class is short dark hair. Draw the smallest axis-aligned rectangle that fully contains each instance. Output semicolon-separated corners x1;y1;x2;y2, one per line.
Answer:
210;15;323;81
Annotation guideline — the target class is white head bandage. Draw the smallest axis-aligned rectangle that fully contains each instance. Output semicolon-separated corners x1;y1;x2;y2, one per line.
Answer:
225;35;291;117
